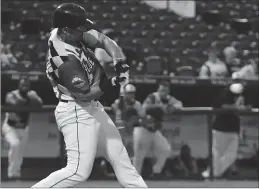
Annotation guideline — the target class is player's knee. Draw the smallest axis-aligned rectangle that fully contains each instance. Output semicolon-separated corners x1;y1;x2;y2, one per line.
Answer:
74;170;91;182
73;173;88;182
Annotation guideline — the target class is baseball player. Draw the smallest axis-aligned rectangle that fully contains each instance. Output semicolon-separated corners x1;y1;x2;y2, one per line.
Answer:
202;82;251;178
32;3;147;188
137;80;183;177
2;78;43;180
111;84;145;147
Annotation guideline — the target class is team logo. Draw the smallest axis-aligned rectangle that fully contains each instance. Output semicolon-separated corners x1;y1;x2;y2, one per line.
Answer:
71;76;85;89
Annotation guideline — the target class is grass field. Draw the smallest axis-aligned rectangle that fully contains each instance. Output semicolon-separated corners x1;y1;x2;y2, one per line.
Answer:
1;180;258;188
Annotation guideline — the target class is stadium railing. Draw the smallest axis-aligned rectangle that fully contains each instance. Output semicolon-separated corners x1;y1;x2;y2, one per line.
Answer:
1;105;258;180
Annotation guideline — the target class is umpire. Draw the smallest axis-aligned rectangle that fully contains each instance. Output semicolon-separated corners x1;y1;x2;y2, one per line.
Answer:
202;81;252;178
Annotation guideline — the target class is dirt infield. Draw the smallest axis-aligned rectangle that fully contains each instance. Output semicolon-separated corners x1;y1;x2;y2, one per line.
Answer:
1;180;258;188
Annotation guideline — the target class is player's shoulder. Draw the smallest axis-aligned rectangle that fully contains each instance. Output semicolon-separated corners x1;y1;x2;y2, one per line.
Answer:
28;90;37;94
48;28;80;67
135;100;142;106
145;92;156;101
148;92;156;97
6;90;18;98
114;99;120;105
9;90;18;95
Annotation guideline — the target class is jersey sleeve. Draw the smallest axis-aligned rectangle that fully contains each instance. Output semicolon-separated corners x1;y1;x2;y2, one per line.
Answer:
83;29;100;47
143;93;156;105
5;92;16;105
168;96;183;107
58;55;90;99
111;99;120;112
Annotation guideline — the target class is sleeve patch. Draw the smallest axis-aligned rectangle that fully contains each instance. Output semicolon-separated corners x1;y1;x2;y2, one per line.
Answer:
71;75;86;89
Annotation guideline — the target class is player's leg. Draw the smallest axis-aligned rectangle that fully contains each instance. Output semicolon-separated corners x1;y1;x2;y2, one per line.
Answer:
152;130;171;174
207;130;228;177
202;130;227;178
94;102;147;187
32;102;100;187
2;122;21;178
133;127;153;175
219;132;239;175
16;127;29;176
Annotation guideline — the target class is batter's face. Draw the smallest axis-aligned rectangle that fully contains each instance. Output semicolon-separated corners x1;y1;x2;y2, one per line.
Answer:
158;85;169;99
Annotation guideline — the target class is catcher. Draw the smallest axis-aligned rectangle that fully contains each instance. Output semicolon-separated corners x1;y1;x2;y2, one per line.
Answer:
111;84;145;146
136;80;183;177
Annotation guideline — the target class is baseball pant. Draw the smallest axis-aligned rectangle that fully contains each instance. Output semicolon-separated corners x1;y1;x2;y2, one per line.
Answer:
133;127;171;175
212;130;239;177
204;130;239;177
32;101;147;188
2;122;29;178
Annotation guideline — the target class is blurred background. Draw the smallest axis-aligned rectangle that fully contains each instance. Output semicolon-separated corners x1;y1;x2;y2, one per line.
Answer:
1;0;258;184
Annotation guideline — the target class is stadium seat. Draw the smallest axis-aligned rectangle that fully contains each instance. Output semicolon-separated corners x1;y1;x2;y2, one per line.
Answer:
2;0;258;73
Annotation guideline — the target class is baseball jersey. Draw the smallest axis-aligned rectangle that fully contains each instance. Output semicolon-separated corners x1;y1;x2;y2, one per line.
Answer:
94;48;113;64
46;28;103;101
201;59;229;78
4;90;31;128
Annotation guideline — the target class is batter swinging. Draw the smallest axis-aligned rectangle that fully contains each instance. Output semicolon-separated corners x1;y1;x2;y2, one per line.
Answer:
32;3;147;188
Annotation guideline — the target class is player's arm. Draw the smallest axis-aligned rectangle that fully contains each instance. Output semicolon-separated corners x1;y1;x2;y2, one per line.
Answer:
27;90;43;106
94;48;112;67
199;65;210;79
168;96;183;110
5;92;16;105
58;55;103;101
83;29;125;63
111;99;124;125
111;99;119;111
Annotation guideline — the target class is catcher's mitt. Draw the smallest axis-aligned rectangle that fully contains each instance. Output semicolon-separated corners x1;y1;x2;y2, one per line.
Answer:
146;107;165;121
140;114;157;132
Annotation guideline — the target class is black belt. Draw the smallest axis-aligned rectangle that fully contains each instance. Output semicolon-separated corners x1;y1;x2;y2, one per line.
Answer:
60;99;69;103
60;99;97;103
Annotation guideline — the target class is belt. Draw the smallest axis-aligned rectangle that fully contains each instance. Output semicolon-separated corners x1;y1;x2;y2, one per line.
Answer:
60;99;97;103
60;99;69;103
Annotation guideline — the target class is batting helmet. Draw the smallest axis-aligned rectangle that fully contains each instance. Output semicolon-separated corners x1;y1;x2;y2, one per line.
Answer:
53;3;93;29
124;84;136;93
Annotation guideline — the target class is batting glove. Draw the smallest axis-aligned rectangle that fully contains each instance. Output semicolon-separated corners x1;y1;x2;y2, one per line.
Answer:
114;59;130;74
99;74;127;92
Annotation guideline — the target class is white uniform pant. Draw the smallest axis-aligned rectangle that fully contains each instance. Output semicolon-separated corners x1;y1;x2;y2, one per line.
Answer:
211;130;239;177
2;122;29;177
32;101;147;188
133;127;171;175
